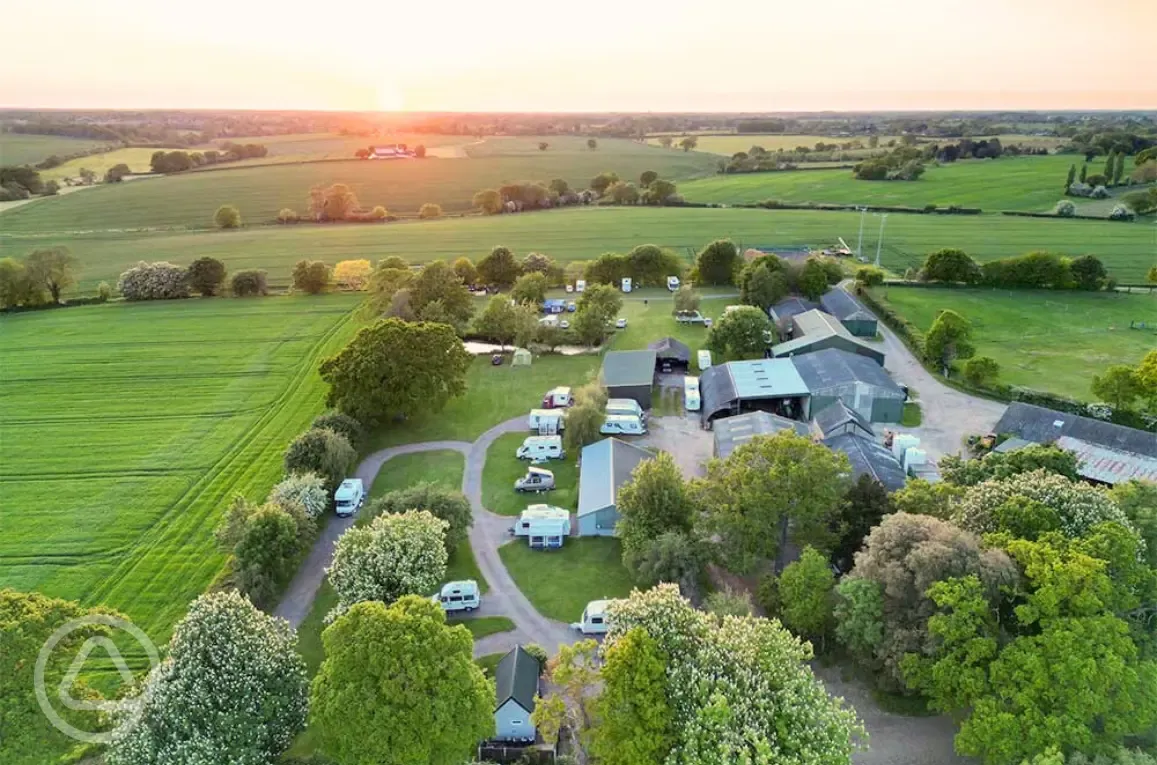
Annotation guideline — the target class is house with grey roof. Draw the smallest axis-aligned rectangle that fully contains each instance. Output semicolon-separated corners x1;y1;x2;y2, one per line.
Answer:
772;309;885;366
825;433;908;492
819;288;878;337
577;438;655;536
713;410;812;459
494;646;540;742
992;403;1157;485
793;348;904;423
601;350;657;409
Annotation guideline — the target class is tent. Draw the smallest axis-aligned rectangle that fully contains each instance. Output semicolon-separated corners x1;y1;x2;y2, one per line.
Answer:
512;348;532;367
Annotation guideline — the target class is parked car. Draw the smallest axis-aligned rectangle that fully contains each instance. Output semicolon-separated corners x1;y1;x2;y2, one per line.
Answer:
432;580;481;613
515;466;555;492
615;318;628;329
560;319;570;329
566;301;577;312
667;275;681;291
571;600;610;634
491;354;504;366
333;478;365;517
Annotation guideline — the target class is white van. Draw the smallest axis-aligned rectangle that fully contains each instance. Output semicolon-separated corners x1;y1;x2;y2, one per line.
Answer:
605;398;644;420
571;599;610;635
600;414;646;435
684;376;701;412
432;580;480;613
516;435;565;461
527;409;565;434
697;349;713;370
667;275;681;291
333;478;365;517
621;277;632;293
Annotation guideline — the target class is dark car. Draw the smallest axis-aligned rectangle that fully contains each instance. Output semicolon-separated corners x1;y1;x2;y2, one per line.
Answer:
491;354;504;366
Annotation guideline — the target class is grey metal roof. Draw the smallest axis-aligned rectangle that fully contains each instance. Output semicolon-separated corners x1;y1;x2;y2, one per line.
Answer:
820;288;876;322
602;350;657;388
577;437;654;517
713;411;811;459
993;403;1157;458
647;336;691;363
495;646;540;713
768;297;819;324
1056;436;1157;484
812;399;875;440
699;359;810;423
825;433;908;492
773;309;882;360
791;348;905;397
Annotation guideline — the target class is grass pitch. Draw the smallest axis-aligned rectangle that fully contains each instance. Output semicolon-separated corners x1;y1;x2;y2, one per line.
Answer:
0;134;116;166
498;537;634;623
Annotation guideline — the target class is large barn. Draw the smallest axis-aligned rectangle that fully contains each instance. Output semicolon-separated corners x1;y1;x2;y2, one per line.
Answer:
713;410;811;459
699;358;811;425
601;350;657;409
793;348;905;423
771;309;885;366
576;438;655;536
819;288;878;337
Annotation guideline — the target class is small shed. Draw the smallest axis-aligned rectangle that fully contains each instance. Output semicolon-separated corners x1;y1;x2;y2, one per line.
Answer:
602;350;657;409
512;348;532;367
767;297;820;333
647;337;691;371
577;438;654;536
772;310;885;366
713;410;811;459
820;288;878;337
514;504;571;548
792;348;905;423
494;646;540;742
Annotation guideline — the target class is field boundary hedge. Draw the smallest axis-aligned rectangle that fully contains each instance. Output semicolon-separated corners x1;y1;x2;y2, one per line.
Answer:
999;210;1112;222
739;201;983;216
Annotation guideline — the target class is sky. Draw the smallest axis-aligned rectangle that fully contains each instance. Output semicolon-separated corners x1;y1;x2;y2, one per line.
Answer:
3;0;1155;113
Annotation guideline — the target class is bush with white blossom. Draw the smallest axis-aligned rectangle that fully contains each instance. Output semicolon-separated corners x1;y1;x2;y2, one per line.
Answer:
605;584;865;764
269;472;329;520
107;591;307;765
117;261;190;301
327;509;448;618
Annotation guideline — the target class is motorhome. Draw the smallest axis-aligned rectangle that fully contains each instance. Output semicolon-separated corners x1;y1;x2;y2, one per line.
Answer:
605;398;645;419
432;580;481;613
571;599;611;635
516;435;565;461
333;478;365;517
667;275;681;291
542;386;573;408
527;409;565;434
600;414;646;435
514;466;555;492
512;504;571;548
684;376;701;411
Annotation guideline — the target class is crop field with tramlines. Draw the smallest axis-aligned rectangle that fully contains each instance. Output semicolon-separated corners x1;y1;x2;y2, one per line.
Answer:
0;294;361;644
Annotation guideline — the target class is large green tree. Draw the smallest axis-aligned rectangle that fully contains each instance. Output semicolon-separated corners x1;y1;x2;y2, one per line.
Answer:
592;627;676;765
473;294;520;348
410;260;474;330
617;452;694;571
510;271;548;305
185;256;226;297
319;318;471;425
283;427;356;491
576;282;623;323
311;597;492;765
625;243;682;287
695;239;741;285
24;246;77;303
922;248;981;284
797;258;831;301
476;245;521;288
830;473;894;573
705;305;774;361
925;309;975;369
292;259;330;294
778;545;836;645
1092;365;1141;410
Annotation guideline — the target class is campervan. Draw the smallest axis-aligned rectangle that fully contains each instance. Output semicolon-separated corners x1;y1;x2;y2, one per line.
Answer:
514;466;555;492
605;398;645;420
542;386;573;408
432;580;481;613
621;277;632;293
600;414;646;435
571;600;610;635
516;435;565;461
667;275;681;291
333;478;365;517
697;349;713;370
684;376;701;412
527;409;565;434
512;504;571;548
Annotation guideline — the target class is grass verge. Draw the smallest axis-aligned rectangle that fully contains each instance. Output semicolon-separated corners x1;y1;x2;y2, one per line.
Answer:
368;449;465;499
450;615;516;639
482;432;579;517
901;402;923;427
498;538;635;623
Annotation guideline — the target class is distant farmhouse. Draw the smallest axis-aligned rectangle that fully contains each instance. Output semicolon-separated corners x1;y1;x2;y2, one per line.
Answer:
368;143;414;159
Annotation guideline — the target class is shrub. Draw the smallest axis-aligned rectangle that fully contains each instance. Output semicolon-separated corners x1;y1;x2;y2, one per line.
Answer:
284;428;356;491
292;260;330;294
419;202;443;219
1091;185;1110;199
277;208;299;224
855;266;885;286
963;356;1000;386
1055;200;1076;217
96;281;112;301
214;204;241;229
365;482;472;554
117;261;190;301
270;472;329;520
370;205;388;221
333;259;372;290
311;411;364;450
232;269;268;297
186;256;227;296
1109;204;1135;221
234;504;303;607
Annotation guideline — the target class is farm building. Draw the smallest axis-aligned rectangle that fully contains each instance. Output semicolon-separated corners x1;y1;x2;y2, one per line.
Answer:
577;438;654;536
513;504;571;548
793;349;905;423
369;144;411;159
493;646;540;742
768;297;820;332
648;337;691;371
992;403;1157;485
825;433;908;492
819;288;878;337
699;358;811;425
602;350;657;409
772;309;885;366
811;399;875;441
713;410;811;459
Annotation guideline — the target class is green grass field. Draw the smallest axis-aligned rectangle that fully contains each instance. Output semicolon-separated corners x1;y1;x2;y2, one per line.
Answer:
0;294;361;647
368;450;465;499
10;206;1156;293
450;615;515;639
868;286;1157;400
498;537;634;623
201;132;474;164
483;432;579;516
0;133;116;166
679;155;1087;212
36;147;185;182
0;137;717;233
609;296;732;353
646;134;902;156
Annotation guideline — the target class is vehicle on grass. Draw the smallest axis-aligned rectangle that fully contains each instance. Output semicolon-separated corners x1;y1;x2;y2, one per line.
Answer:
575;280;586;293
527;408;565;434
667;275;681;291
684;376;701;411
514;466;555;492
675;310;706;324
432;580;481;613
565;284;574;293
516;435;565;461
491;354;504;366
605;398;645;419
542;386;573;408
703;317;713;328
615;317;628;329
333;478;365;517
571;599;611;634
566;301;576;312
698;349;712;370
621;277;632;293
511;504;570;548
543;298;566;314
600;414;646;435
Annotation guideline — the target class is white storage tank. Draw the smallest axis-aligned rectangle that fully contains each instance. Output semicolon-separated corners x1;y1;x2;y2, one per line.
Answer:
903;447;927;474
892;434;920;462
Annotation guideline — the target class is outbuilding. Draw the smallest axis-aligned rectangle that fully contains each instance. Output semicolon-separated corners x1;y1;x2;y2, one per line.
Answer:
713;410;812;459
819;288;878;337
601;350;657;409
768;296;820;333
772;309;885;366
514;504;571;548
699;358;811;425
811;399;875;440
792;348;905;423
577;438;654;536
825;433;908;492
647;336;691;371
493;646;541;743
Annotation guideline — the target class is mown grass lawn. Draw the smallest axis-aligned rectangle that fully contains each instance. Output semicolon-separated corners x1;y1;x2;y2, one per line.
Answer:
449;615;515;639
368;450;465;499
609;295;732;355
475;652;505;678
482;432;579;517
498;538;635;623
869;286;1157;401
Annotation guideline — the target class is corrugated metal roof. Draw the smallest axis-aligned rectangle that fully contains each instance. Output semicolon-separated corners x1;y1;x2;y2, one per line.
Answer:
496;646;540;713
768;297;819;324
602;350;658;387
820;288;876;322
825;433;908;492
713;411;811;459
577;438;654;517
993;402;1157;458
773;309;882;360
1055;436;1157;484
728;358;810;398
792;349;904;397
647;336;691;362
812;399;875;439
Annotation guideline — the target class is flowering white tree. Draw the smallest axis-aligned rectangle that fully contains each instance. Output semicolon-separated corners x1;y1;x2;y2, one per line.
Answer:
269;472;328;520
327;510;448;617
117;261;190;301
107;591;307;765
605;584;865;765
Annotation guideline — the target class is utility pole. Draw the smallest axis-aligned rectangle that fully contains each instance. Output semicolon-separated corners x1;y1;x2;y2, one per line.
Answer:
856;206;867;260
875;213;888;268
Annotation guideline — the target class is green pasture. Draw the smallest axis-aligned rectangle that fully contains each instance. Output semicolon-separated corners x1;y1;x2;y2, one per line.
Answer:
646;134;902;156
14;205;1157;292
498;537;634;623
0;137;716;233
609;296;732;353
0;294;362;646
868;286;1157;400
368;450;465;499
0;133;116;166
679;155;1087;212
35;147;186;182
482;432;579;516
198;132;475;167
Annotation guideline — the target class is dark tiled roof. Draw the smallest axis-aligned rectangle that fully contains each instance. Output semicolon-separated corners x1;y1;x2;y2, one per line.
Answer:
812;399;875;439
820;288;876;322
495;646;540;713
602;350;657;387
791;348;903;396
647;336;691;363
825;433;908;492
993;402;1157;458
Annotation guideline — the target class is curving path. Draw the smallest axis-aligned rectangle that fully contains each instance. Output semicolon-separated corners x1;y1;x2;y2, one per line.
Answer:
275;418;579;657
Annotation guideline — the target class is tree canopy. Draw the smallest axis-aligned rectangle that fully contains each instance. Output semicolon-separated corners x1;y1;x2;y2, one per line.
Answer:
705;305;774;361
694;239;741;285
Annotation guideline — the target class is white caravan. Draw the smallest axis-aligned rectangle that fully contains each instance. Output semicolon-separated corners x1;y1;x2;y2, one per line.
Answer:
600;414;646;435
621;277;632;293
516;435;565;461
667;275;681;291
697;349;713;370
432;580;481;613
684;376;701;411
333;478;365;517
571;599;611;635
605;398;645;420
527;409;565;434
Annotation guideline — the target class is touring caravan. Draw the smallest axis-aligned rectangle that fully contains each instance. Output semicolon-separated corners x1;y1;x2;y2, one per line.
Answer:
513;504;571;548
527;409;565;434
621;277;632;293
571;600;611;635
542;386;573;408
684;376;701;411
600;414;646;435
516;435;565;461
575;279;587;293
333;478;365;517
697;349;713;370
432;580;481;613
605;398;645;420
667;275;681;291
